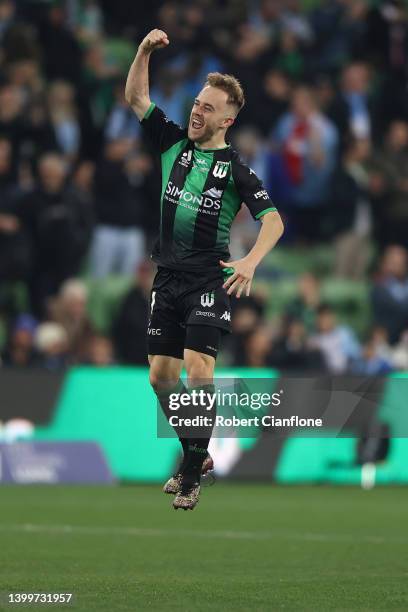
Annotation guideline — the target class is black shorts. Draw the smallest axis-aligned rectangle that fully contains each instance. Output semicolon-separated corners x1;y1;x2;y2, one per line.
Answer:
147;267;231;360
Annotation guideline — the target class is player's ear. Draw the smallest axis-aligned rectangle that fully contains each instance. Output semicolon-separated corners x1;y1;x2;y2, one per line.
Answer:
223;117;235;128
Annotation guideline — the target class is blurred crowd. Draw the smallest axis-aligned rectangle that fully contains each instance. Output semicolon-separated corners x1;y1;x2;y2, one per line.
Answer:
1;0;408;373
224;244;408;373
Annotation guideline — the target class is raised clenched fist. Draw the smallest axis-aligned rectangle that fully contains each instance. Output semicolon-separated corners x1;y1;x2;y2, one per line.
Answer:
140;29;169;54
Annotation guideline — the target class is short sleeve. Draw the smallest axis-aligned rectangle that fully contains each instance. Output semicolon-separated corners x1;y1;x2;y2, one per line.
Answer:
232;157;277;220
140;102;187;153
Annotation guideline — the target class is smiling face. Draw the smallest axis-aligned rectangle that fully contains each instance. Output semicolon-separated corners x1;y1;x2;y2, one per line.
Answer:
188;85;236;145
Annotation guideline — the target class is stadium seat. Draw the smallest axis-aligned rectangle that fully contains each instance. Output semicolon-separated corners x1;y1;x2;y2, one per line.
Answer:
320;279;372;337
259;245;336;278
83;276;133;333
253;277;372;338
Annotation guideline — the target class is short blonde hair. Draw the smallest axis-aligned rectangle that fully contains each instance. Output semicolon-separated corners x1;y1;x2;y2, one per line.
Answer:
205;72;245;114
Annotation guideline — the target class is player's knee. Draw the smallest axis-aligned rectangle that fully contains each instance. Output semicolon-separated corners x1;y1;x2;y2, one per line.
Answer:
185;352;214;384
149;369;161;391
149;367;178;393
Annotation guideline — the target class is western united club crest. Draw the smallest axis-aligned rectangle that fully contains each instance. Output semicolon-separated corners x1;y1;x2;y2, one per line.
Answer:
212;161;230;179
200;292;215;307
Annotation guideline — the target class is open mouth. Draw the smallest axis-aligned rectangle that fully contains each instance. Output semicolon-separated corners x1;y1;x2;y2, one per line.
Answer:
191;117;204;129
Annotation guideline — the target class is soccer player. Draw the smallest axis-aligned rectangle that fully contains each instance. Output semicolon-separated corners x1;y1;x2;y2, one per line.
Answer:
125;29;284;510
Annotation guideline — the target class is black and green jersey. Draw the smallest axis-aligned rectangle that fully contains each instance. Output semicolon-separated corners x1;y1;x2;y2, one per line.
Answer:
141;102;277;271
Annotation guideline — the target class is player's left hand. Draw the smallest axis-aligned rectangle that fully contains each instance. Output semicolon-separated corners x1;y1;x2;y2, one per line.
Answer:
220;257;256;298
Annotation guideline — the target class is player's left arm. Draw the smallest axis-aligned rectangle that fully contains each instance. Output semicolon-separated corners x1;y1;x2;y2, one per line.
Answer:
220;160;284;298
221;211;283;298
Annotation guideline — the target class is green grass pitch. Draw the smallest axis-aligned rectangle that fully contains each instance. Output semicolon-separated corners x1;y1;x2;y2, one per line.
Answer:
1;484;408;611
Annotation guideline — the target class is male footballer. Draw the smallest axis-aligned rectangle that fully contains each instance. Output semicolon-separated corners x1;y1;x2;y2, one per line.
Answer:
125;29;284;510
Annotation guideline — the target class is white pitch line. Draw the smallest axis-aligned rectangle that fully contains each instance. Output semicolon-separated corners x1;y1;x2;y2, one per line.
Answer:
0;523;402;545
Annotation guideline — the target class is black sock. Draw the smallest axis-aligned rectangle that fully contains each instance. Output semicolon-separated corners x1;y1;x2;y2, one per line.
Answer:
155;379;190;474
177;437;190;474
183;384;216;485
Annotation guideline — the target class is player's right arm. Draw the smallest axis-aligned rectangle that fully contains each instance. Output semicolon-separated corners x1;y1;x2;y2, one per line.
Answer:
125;29;169;120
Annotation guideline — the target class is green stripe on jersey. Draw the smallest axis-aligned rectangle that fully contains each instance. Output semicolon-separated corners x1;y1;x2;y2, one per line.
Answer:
160;138;189;233
173;149;213;249
216;177;240;250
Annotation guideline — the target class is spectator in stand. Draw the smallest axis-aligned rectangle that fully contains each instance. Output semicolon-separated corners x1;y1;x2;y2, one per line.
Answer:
243;323;273;368
222;295;266;366
286;272;321;333
89;139;148;277
310;0;369;73
85;334;115;366
0;0;15;44
223;22;274;115
309;303;361;373
34;321;68;371
0;84;25;173
309;0;349;72
70;159;95;210
19;153;94;315
269;317;325;372
328;63;375;146
75;0;104;45
229;127;270;256
1;314;39;367
81;41;120;127
47;80;81;161
275;28;305;80
48;279;95;365
23;100;58;170
38;3;82;85
105;82;140;142
249;0;281;40
280;0;314;46
272;85;338;241
252;69;291;135
232;127;269;185
369;121;408;248
367;0;408;79
314;75;337;118
392;330;408;370
372;245;408;344
351;326;394;375
150;67;189;127
328;138;372;279
1;0;41;68
7;56;44;102
112;260;152;365
367;1;408;129
0;137;31;281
